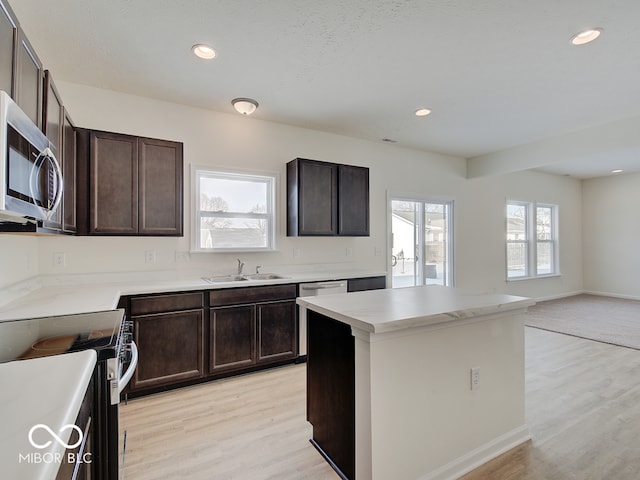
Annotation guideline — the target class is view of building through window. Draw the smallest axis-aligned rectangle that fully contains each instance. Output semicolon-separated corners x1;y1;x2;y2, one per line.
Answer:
195;170;275;251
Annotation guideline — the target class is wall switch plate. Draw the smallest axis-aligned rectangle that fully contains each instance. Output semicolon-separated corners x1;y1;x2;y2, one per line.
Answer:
53;252;66;268
293;248;301;258
346;247;353;257
471;367;480;390
145;250;157;264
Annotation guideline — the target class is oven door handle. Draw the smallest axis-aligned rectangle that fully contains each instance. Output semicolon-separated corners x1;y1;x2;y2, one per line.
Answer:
118;341;138;394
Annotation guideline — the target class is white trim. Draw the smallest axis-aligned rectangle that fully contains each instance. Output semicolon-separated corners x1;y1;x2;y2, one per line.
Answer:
191;166;278;252
417;425;531;480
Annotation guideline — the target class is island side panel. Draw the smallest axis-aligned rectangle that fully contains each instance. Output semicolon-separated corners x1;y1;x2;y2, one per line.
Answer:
307;309;355;480
365;310;529;480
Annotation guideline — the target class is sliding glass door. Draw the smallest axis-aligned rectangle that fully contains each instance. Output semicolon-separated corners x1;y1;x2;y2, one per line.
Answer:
391;198;454;288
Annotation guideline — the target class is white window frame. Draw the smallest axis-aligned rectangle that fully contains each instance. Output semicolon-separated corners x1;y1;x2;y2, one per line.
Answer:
389;193;455;288
506;200;559;280
192;167;277;252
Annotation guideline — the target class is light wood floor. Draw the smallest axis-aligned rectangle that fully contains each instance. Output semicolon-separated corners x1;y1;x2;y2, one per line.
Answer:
119;365;338;480
121;328;640;479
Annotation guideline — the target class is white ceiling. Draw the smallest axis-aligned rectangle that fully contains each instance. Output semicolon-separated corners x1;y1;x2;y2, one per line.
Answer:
10;0;640;179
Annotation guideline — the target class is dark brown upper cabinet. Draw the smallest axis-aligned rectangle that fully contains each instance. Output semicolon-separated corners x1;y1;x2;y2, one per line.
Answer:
287;158;369;236
15;28;42;128
76;129;184;236
0;0;17;97
61;108;77;233
0;0;42;127
41;70;63;231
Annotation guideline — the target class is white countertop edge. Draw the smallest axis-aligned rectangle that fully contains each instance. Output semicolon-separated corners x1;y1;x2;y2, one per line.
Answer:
297;287;535;334
0;269;386;322
2;350;97;480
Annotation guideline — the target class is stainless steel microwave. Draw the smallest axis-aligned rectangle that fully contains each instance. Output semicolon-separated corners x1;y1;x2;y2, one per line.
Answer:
0;90;62;223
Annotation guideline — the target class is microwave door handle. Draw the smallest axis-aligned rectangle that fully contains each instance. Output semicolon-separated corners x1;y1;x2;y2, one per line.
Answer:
46;148;64;219
29;147;63;220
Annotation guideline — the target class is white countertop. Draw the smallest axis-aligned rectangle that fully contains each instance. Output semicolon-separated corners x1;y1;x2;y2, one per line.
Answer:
0;349;97;480
297;285;535;333
0;269;386;321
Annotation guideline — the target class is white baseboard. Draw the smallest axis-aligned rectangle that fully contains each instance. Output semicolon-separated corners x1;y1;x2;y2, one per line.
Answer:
417;425;531;480
533;290;584;302
582;290;640;301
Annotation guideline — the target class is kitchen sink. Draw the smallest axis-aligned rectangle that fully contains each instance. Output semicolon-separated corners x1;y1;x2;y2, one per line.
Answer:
202;273;289;283
202;275;249;283
244;273;288;280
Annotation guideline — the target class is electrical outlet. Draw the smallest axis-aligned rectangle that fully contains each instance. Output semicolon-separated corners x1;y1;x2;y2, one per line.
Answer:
175;251;190;263
53;252;66;268
471;367;480;390
346;247;353;257
293;248;301;258
145;250;157;264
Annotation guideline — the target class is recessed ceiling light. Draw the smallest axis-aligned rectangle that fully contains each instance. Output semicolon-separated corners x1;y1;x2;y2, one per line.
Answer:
611;169;624;174
415;108;432;117
192;44;216;59
570;28;603;46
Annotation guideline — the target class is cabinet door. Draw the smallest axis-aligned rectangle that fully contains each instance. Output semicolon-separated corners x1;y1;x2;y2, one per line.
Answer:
0;1;17;96
338;164;369;236
15;29;41;127
131;309;204;390
295;159;338;235
62;109;77;232
257;300;297;364
42;71;63;231
210;304;256;373
138;137;183;236
89;131;138;234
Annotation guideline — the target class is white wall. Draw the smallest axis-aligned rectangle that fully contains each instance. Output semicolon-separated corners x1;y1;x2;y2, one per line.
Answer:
0;83;584;300
0;236;38;289
583;172;640;299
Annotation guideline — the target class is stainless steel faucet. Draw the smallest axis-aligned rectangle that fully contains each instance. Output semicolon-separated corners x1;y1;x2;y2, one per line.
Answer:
237;258;245;275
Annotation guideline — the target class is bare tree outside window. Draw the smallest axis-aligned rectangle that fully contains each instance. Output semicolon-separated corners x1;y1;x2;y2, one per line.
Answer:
194;170;275;251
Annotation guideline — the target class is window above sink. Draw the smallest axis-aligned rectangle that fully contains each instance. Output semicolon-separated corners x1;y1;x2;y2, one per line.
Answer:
193;167;277;252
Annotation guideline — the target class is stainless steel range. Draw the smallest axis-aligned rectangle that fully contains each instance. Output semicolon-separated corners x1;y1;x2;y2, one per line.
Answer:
0;309;137;480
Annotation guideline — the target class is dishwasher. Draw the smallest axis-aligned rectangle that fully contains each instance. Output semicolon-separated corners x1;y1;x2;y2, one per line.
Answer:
298;281;348;356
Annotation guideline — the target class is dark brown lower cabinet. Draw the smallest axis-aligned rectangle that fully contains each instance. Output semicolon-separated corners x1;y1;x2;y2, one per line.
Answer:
127;285;298;396
257;300;297;363
209;285;298;374
307;309;355;480
210;304;256;373
55;375;94;480
130;293;205;391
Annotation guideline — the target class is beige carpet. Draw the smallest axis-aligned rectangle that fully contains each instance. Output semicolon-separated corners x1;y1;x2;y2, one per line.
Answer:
525;294;640;350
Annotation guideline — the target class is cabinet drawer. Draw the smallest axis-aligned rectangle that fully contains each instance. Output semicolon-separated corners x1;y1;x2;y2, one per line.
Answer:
209;284;297;306
130;292;204;315
347;276;386;292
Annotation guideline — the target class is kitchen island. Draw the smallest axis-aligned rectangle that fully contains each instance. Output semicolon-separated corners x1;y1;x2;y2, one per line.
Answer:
297;285;535;480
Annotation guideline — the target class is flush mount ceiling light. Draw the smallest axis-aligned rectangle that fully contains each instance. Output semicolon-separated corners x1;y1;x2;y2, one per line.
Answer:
231;98;259;115
415;108;432;117
570;28;603;45
192;44;216;59
611;169;624;174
